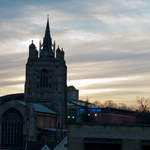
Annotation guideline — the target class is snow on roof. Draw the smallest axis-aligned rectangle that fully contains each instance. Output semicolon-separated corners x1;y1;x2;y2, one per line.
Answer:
17;100;25;105
33;104;56;114
54;136;67;150
41;145;51;150
41;128;67;132
42;128;57;132
17;100;56;114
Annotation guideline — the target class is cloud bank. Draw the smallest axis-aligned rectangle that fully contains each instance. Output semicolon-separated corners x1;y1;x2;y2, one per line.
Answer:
0;0;150;105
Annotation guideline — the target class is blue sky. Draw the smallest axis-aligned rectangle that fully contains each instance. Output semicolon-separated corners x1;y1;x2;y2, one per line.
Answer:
1;0;150;105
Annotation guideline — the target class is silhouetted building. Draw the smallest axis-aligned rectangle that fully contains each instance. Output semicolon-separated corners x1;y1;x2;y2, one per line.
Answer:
0;18;67;150
68;124;150;150
67;86;79;102
77;107;136;124
25;17;67;130
67;101;136;125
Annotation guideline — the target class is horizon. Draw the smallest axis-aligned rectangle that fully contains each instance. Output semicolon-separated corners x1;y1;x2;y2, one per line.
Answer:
0;0;150;106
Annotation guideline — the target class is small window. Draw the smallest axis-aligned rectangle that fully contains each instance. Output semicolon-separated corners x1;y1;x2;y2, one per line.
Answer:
40;69;49;88
40;93;44;96
64;144;67;147
49;84;52;88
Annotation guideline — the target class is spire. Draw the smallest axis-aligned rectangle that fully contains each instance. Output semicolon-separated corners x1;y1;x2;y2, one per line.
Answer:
40;16;55;58
45;16;51;39
43;15;52;52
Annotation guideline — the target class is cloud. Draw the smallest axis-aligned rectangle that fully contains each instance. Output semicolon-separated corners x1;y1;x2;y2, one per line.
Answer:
0;0;150;105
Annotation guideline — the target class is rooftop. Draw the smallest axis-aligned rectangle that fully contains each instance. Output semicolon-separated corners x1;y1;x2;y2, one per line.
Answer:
0;93;56;114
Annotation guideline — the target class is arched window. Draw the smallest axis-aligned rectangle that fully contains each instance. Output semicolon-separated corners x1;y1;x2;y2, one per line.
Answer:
40;69;49;88
1;108;23;148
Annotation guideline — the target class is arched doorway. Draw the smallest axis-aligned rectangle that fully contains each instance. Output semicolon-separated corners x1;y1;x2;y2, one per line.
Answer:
1;108;23;149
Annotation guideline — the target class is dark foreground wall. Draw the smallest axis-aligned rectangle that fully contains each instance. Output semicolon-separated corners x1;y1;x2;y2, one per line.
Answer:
68;124;150;150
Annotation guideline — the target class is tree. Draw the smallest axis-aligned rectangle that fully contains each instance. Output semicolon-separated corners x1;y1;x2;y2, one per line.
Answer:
118;103;128;110
103;100;118;108
93;100;102;107
137;96;150;112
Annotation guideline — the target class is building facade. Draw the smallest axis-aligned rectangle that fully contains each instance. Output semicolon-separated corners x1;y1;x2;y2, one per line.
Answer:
67;86;79;102
25;18;67;129
0;18;67;150
68;124;150;150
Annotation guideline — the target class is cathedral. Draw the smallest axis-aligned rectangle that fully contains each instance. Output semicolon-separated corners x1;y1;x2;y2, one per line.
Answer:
0;18;67;150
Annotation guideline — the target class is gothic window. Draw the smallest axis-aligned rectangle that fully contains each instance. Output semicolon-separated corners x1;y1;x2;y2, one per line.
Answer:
55;82;58;90
1;108;23;148
49;84;52;88
57;123;60;128
37;84;39;88
49;119;51;128
40;69;49;88
39;117;43;128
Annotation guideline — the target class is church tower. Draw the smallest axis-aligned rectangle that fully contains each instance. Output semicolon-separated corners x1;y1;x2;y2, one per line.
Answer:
25;18;67;129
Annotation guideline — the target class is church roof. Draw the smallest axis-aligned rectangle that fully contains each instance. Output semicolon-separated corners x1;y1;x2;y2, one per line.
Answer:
0;93;56;114
0;93;24;104
54;136;67;150
17;100;56;114
33;104;56;114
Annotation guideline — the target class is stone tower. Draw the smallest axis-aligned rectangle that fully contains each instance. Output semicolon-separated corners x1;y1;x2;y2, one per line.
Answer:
25;18;67;129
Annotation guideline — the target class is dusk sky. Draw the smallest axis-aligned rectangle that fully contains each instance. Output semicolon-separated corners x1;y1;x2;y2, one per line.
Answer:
0;0;150;105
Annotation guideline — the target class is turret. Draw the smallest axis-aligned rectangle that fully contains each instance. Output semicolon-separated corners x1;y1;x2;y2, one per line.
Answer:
56;46;64;61
28;40;38;62
53;40;56;56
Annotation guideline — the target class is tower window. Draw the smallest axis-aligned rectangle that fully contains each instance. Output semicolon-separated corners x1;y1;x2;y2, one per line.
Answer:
40;69;49;88
1;108;23;148
49;84;52;88
37;84;39;88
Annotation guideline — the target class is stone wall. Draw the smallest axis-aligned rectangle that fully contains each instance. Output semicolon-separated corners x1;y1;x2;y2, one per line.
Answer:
68;124;150;150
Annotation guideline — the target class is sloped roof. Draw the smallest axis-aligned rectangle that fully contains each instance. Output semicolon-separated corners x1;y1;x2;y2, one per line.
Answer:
33;104;56;114
0;93;24;104
41;145;51;150
54;136;67;150
0;93;56;114
17;100;56;114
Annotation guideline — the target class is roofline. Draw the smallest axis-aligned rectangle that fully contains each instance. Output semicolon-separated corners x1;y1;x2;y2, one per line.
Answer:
0;93;24;104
